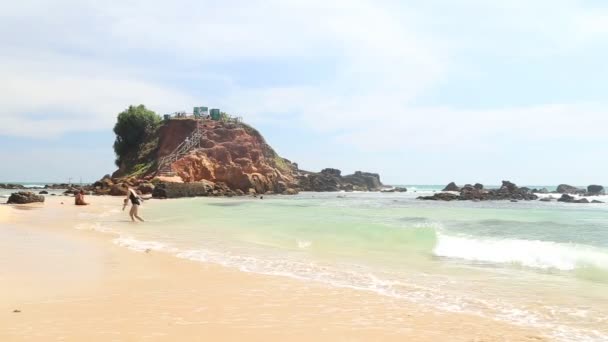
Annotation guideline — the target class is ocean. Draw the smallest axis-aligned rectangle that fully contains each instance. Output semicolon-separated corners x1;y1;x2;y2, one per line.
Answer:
61;188;607;341
4;184;608;340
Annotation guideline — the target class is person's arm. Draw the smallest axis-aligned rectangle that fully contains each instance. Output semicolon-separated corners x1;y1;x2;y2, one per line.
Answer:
123;191;130;211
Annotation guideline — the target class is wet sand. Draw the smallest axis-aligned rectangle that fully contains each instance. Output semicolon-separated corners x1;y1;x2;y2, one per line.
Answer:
0;196;547;341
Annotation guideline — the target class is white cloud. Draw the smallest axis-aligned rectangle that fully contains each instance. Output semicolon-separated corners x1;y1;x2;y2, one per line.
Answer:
0;0;606;152
0;54;196;137
0;0;445;138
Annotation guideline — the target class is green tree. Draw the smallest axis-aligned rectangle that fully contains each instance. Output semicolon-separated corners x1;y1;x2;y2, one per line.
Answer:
113;105;161;166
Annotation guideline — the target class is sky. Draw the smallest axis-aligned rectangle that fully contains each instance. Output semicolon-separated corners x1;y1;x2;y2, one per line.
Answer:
1;0;607;185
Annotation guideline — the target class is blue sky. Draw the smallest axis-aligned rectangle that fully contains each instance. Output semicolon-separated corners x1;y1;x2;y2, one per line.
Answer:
1;0;607;185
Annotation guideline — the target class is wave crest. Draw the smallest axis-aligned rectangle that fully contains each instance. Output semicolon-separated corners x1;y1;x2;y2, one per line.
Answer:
433;233;608;272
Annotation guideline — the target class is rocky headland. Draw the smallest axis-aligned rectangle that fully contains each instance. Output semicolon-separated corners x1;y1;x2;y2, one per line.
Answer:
93;114;384;198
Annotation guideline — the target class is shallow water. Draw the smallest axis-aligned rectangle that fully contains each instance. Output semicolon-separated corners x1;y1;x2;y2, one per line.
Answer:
77;190;608;341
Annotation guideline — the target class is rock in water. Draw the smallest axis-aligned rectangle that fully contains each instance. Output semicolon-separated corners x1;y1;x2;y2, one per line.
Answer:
418;192;459;201
556;184;583;194
419;180;537;202
587;185;605;195
7;191;45;204
442;182;460;192
557;194;575;203
298;169;383;192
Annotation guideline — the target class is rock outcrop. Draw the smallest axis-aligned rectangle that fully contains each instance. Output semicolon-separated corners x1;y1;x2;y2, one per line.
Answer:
7;191;45;204
557;194;604;204
587;185;605;195
104;117;382;197
152;181;235;198
442;182;460;192
155;119;300;195
0;183;75;190
419;181;538;201
298;169;383;192
556;184;585;194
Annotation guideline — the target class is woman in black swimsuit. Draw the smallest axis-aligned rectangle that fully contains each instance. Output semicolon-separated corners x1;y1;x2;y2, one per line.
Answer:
123;187;144;222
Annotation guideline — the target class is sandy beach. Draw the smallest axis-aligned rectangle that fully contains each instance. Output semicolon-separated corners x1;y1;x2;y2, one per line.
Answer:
0;196;548;341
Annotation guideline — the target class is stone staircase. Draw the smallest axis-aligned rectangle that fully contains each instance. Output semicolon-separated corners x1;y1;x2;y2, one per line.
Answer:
157;123;206;177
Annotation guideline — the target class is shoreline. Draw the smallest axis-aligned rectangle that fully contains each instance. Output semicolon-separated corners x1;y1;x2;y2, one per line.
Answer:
0;197;548;341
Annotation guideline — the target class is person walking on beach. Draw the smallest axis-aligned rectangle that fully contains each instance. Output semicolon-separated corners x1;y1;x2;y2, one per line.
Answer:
123;186;144;222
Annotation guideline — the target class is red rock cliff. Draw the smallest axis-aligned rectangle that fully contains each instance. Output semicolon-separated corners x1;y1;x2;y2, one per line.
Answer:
156;119;299;194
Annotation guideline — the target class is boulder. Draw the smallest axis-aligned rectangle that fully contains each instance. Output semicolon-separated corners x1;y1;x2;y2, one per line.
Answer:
587;185;605;195
342;171;383;191
474;183;484;190
418;192;459;201
556;184;583;194
501;180;517;193
539;197;553;202
592;200;604;204
152;181;215;198
137;182;155;195
109;184;128;196
557;194;575;203
442;182;460;192
7;191;45;204
381;187;408;193
283;188;299;195
39;190;49;194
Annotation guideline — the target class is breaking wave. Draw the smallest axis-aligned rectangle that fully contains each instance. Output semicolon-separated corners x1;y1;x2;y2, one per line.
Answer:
434;233;608;272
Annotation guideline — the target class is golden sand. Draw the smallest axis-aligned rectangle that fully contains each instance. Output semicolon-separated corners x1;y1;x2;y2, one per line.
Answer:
0;197;547;341
0;204;10;223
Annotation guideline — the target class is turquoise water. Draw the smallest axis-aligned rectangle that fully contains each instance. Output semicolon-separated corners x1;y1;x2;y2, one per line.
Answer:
69;191;608;341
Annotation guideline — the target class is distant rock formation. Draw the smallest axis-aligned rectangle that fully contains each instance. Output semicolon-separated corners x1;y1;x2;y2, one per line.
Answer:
419;181;538;201
556;184;585;194
442;182;460;192
7;191;45;204
298;169;383;192
587;185;605;195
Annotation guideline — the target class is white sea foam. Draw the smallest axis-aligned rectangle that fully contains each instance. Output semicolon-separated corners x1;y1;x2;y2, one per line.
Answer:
434;233;608;271
113;236;178;253
108;235;606;342
297;240;312;249
74;222;114;233
21;184;45;188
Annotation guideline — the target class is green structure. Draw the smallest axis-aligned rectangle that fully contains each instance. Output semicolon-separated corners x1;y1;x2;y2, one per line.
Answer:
193;106;209;118
210;108;221;121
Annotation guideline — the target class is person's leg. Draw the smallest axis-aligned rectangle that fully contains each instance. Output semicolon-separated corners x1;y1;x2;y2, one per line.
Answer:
129;205;136;222
133;205;145;222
